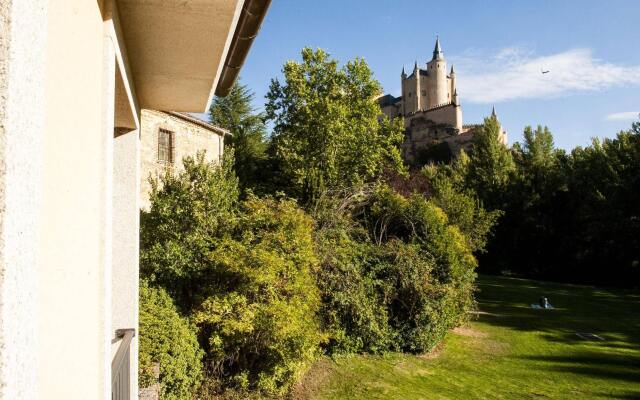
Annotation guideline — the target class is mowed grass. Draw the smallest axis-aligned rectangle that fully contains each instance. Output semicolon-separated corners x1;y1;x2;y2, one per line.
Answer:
297;275;640;399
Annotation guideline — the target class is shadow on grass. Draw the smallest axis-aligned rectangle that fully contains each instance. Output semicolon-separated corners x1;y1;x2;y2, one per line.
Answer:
518;353;640;385
475;275;640;349
473;275;640;391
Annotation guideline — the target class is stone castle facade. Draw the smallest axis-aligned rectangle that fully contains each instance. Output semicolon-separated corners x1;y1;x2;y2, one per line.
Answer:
379;37;507;164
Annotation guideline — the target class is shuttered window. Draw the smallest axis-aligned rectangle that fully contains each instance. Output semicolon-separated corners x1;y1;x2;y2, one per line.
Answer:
158;128;174;164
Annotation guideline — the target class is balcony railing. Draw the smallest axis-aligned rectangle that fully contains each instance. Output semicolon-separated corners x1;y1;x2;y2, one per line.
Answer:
112;328;135;400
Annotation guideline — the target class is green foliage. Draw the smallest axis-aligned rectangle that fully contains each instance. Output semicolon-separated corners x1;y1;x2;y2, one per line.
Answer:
140;49;498;397
470;119;640;287
423;157;502;254
265;48;405;200
210;81;268;191
139;281;203;400
140;155;322;396
312;183;480;355
467;115;516;209
140;152;239;311
368;186;477;351
312;191;394;354
193;195;323;396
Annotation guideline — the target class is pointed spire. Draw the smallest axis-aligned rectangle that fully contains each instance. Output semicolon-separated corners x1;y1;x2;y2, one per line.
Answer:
402;65;406;76
432;35;444;60
491;106;497;118
450;64;455;75
414;60;418;70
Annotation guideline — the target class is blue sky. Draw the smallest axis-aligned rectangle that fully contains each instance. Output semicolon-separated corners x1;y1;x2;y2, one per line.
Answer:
228;0;640;150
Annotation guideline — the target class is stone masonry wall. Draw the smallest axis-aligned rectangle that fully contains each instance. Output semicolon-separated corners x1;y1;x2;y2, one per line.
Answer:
140;109;224;209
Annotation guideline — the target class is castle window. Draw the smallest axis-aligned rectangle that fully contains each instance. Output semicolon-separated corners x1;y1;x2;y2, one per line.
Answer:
158;128;174;164
421;90;426;96
408;92;412;98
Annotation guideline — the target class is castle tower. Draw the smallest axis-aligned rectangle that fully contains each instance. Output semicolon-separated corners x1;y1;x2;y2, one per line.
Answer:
414;60;422;111
426;36;449;109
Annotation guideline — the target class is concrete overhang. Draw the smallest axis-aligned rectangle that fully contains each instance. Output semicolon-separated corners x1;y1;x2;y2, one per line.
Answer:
116;0;270;112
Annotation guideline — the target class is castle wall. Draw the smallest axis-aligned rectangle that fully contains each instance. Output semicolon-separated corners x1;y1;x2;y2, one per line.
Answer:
420;104;461;129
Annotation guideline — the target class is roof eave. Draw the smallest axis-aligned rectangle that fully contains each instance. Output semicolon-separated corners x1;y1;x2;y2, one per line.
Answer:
211;0;272;101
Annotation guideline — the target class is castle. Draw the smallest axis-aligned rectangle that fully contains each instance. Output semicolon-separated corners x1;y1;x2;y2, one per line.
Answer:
378;37;507;164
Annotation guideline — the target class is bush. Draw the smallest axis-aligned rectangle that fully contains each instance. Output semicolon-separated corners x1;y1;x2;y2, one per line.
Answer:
193;196;323;396
368;186;477;350
312;184;481;355
139;281;203;400
313;196;393;353
141;154;322;396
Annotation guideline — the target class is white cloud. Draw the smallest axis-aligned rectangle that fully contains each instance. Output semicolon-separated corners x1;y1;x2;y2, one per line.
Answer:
605;111;639;121
453;47;640;104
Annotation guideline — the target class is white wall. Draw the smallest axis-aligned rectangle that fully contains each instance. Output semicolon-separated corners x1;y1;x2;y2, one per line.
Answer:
39;1;111;398
0;0;47;398
112;128;140;399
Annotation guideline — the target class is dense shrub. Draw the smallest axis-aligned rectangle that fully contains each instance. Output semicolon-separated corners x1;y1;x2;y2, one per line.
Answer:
313;192;393;353
368;186;477;346
139;280;203;400
193;196;323;396
140;152;239;312
140;154;322;396
312;183;483;355
423;156;502;254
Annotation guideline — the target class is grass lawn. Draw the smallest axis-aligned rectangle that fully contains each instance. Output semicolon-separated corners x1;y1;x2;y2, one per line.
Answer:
295;275;640;399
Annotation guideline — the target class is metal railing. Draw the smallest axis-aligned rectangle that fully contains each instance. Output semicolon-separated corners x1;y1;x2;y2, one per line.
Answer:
112;328;135;400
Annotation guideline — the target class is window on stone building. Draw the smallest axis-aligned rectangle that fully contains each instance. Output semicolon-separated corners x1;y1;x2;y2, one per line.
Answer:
158;128;174;164
421;90;426;96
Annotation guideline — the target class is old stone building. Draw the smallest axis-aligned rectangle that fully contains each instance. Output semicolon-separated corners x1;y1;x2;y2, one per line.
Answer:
140;110;230;209
379;37;507;164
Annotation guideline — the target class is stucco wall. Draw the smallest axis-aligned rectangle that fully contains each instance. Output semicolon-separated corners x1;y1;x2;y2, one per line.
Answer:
112;129;140;399
39;1;110;398
0;0;47;398
140;110;224;209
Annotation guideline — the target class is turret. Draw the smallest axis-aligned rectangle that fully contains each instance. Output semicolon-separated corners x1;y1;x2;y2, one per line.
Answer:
426;36;448;108
433;35;444;60
401;66;406;79
450;65;456;99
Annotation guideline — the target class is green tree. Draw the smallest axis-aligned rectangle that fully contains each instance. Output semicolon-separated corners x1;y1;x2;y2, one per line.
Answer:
265;48;405;201
423;161;501;254
140;154;322;396
467;114;516;209
210;81;267;190
139;281;203;400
